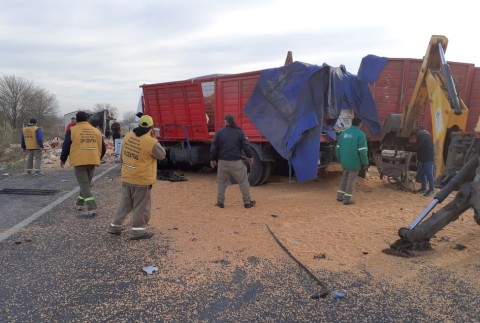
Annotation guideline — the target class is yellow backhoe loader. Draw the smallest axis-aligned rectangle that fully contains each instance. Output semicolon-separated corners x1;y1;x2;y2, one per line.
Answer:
375;35;479;190
381;36;480;256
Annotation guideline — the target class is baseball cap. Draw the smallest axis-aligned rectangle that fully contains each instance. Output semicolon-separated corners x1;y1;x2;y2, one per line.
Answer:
139;115;153;128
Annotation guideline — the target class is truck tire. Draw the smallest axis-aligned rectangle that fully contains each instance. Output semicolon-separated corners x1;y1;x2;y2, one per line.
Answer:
247;149;264;186
258;161;273;185
229;149;264;186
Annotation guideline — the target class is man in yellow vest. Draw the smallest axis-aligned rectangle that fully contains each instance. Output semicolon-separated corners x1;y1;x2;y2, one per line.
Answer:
21;118;44;175
107;115;166;240
60;111;106;216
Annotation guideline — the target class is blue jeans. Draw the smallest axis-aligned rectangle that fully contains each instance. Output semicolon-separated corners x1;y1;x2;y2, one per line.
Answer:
418;161;434;191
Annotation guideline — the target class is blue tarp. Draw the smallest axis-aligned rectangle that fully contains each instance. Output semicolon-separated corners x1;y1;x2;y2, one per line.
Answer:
244;55;388;182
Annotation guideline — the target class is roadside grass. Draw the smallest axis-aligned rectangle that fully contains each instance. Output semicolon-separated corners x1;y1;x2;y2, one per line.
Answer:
0;126;25;171
0;146;25;171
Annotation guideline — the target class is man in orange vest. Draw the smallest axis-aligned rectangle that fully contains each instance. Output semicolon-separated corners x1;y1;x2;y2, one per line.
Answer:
21;118;44;175
107;115;166;240
60;111;106;216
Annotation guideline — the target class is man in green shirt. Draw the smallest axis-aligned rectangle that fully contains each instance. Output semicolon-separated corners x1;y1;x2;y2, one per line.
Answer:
335;116;369;205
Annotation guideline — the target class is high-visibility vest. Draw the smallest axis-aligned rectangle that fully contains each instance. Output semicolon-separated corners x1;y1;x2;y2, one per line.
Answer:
70;122;103;166
23;126;40;149
121;131;158;185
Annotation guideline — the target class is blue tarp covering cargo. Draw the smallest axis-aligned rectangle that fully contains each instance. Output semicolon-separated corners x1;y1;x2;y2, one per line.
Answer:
244;55;388;182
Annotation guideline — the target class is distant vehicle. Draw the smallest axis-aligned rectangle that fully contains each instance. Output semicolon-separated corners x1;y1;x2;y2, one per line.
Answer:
63;110;112;137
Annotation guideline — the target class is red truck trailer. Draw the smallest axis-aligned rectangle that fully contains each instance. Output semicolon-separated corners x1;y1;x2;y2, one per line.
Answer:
141;69;334;186
140;57;480;186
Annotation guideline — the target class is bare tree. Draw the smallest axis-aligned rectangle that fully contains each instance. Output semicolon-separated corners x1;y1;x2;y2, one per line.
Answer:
121;111;137;125
0;75;35;129
0;109;7;128
93;102;119;120
0;75;59;129
23;88;59;125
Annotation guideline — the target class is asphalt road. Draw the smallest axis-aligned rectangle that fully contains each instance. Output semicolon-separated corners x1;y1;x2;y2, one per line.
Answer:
0;165;115;240
1;166;479;322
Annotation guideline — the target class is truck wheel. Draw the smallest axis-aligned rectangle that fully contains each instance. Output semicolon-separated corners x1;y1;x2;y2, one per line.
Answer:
247;150;264;186
258;162;273;185
229;150;264;186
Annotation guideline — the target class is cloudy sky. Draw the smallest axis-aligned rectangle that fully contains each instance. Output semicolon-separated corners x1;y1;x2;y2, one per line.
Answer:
1;0;477;120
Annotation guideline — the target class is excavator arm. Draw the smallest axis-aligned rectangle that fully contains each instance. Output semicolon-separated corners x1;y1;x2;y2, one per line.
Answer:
399;36;466;137
384;139;480;257
376;35;469;188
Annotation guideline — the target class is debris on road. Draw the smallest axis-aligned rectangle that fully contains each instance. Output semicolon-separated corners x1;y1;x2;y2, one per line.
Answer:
142;265;159;275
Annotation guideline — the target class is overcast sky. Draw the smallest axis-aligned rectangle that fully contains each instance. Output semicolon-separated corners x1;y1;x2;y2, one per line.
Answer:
1;0;478;120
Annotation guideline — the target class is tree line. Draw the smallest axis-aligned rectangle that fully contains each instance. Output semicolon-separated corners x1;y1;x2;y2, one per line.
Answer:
0;74;138;145
0;75;59;130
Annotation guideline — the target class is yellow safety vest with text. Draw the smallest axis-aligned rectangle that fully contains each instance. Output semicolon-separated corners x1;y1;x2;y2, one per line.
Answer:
70;122;103;166
23;126;40;149
121;131;158;185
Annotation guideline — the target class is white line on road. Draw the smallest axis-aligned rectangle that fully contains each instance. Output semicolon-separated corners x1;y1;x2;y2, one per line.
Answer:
0;165;118;243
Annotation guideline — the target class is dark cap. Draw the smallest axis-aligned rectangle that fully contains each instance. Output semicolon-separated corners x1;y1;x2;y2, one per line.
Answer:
29;118;37;124
224;114;235;124
352;116;362;126
76;111;89;122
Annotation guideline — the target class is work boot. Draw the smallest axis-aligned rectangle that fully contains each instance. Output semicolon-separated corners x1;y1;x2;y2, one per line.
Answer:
129;231;154;241
336;197;343;202
343;199;356;205
415;188;426;194
85;210;96;217
244;200;256;208
215;202;224;208
423;190;435;197
107;224;124;235
76;205;84;211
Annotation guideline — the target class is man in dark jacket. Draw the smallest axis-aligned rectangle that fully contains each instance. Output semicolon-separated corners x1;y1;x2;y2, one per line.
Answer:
415;130;435;196
210;114;256;209
335;116;369;205
110;118;121;151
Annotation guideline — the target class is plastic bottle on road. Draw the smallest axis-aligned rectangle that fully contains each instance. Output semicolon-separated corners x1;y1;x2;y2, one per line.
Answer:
331;290;346;299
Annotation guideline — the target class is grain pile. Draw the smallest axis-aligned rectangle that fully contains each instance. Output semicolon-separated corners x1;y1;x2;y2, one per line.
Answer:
150;165;480;290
